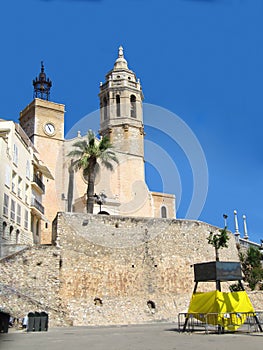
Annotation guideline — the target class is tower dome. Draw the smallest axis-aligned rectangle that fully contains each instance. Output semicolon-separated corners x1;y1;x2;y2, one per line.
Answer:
114;46;128;69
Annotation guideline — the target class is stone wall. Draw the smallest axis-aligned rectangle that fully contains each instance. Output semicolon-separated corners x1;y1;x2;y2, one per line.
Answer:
0;245;70;327
0;213;262;327
54;213;239;326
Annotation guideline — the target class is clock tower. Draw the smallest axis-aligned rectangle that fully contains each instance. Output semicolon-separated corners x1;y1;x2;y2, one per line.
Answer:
19;62;65;243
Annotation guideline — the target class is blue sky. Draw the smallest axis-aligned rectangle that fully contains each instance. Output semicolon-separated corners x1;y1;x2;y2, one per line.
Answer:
1;0;262;243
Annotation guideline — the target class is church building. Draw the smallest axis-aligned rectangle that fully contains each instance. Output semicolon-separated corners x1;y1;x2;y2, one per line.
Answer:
3;47;176;245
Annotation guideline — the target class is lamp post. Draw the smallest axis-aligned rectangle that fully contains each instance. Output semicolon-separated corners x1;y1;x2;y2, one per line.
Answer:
223;214;228;227
94;192;107;212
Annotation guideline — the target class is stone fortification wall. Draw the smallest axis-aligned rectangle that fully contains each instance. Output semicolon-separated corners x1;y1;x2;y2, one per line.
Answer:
54;213;240;326
1;213;261;327
0;245;70;327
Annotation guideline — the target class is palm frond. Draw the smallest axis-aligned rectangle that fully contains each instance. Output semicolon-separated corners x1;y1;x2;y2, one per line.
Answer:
87;130;96;144
71;139;88;150
99;136;111;151
67;149;86;158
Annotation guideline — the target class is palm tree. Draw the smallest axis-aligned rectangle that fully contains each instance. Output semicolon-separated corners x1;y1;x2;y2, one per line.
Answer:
67;130;118;213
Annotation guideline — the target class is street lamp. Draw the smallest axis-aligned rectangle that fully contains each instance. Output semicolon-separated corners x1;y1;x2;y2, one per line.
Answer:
223;214;228;227
94;192;107;212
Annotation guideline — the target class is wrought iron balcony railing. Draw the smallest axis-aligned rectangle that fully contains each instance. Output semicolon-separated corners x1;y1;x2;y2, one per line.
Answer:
32;174;45;193
31;198;44;214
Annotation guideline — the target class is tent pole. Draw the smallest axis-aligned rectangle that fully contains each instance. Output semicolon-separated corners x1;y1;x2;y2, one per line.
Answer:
216;280;224;334
237;280;262;331
193;281;198;294
182;282;198;332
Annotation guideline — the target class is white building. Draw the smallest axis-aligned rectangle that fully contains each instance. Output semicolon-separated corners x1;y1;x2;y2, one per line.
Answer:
0;120;53;256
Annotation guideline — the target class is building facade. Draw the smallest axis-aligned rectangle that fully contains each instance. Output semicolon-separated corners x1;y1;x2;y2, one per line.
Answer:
0;120;52;254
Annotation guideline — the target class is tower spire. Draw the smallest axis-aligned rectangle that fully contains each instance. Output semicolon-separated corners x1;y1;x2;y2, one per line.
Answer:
118;45;124;57
33;61;52;101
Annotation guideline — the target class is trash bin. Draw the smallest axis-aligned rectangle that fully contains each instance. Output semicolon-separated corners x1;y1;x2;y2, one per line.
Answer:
0;312;10;333
34;312;41;331
40;312;48;331
27;312;35;332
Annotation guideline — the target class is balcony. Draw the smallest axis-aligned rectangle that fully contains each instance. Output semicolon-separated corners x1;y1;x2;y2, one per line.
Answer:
32;174;45;193
31;198;45;214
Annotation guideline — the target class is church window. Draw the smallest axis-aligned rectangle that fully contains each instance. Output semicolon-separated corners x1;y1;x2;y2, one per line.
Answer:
116;94;120;117
161;206;167;218
130;95;136;118
103;97;108;120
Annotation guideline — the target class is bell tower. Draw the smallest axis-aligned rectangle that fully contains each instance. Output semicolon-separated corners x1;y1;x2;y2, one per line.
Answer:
99;46;145;160
97;47;152;217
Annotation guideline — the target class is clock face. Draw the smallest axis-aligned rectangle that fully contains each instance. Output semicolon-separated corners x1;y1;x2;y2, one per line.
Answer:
44;122;55;136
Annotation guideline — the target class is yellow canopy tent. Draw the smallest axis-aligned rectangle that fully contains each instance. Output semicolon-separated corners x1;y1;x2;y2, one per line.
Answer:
187;290;255;331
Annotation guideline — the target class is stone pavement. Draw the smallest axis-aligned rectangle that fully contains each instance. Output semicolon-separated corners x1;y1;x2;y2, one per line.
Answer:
0;323;263;350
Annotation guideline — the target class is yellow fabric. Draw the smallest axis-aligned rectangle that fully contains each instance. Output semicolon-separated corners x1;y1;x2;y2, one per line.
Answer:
187;291;255;331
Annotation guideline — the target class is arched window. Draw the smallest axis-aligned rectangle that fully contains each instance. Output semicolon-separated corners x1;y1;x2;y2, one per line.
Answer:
16;229;20;244
103;97;107;120
130;95;136;118
161;206;167;218
116;94;120;117
10;225;14;239
2;222;7;238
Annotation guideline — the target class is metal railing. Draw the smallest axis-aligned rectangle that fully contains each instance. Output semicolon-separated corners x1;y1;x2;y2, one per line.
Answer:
33;174;45;193
31;198;44;214
178;311;263;334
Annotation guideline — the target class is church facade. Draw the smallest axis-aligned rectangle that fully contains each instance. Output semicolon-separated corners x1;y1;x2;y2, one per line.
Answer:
2;47;175;245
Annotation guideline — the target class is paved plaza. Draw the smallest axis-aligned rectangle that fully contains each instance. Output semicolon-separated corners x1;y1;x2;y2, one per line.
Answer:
1;323;263;350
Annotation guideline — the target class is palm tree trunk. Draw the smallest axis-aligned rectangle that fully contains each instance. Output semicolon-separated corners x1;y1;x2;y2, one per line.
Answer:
87;160;96;213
